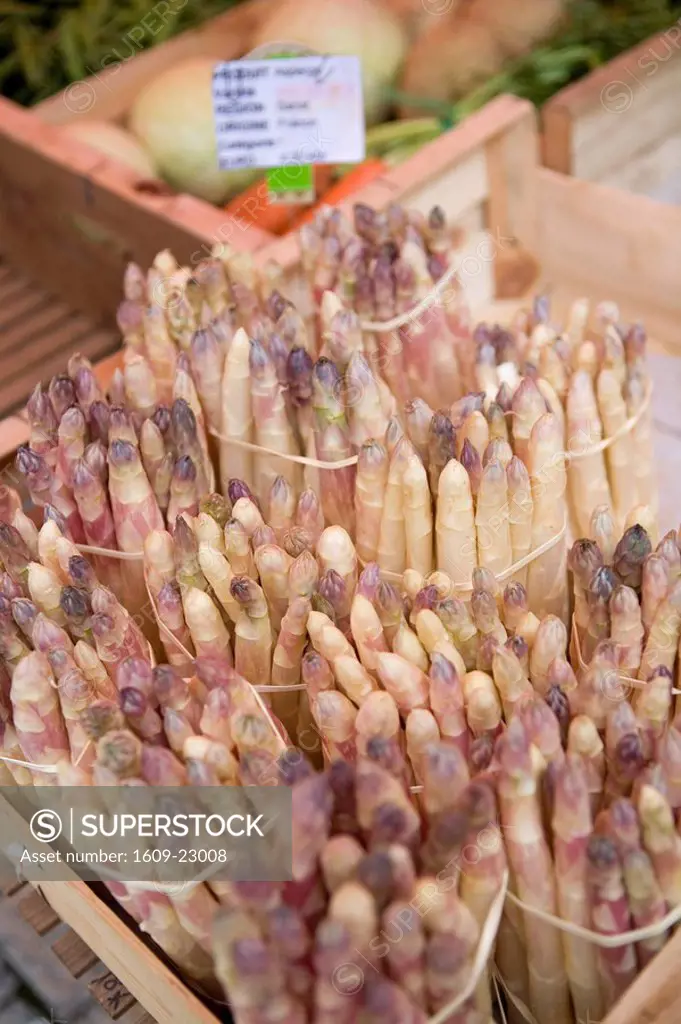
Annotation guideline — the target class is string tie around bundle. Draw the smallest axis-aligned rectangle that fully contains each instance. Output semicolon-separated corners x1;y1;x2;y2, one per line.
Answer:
570;617;681;697
206;373;652;499
366;513;568;592
505;887;681;947
359;259;462;334
563;378;652;462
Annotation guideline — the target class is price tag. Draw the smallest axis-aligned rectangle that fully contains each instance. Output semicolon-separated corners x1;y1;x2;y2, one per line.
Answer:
212;55;365;183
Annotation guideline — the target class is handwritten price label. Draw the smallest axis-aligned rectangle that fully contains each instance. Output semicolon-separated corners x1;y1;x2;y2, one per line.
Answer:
212;55;365;173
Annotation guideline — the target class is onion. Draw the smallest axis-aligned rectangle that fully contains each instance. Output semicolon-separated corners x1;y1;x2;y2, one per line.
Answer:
251;0;407;125
58;121;157;178
128;58;260;204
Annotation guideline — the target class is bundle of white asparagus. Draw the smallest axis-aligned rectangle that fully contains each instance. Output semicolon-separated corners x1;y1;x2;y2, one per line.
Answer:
0;218;664;1023
1;419;680;1024
111;234;654;624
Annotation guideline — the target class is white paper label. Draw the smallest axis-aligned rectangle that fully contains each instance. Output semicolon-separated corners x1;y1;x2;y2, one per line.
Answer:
212;55;366;171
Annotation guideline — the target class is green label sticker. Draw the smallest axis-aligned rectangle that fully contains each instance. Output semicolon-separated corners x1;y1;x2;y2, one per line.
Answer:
266;50;314;205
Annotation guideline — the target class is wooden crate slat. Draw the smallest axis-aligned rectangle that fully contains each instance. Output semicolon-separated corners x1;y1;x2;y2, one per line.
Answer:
0;897;92;1019
17;889;60;935
89;972;137;1021
0;302;77;358
0;96;274;326
52;928;100;978
36;881;217;1024
0;328;118;417
0;277;35;311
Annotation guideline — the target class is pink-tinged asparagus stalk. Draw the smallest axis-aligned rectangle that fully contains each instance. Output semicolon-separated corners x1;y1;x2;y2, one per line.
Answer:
71;457;125;591
402;447;433;577
224;516;255;578
492;645;532;721
427;650;469;757
108;406;137;446
470;589;506;646
155;581;196;668
506;456;533;589
529;616;568;696
219;327;254;495
638;783;681;905
636;667;672;758
355;758;420;848
0;596;30;670
0;720;34;784
586;834;637;1012
475;458;512;580
16;446;85;542
254;544;291;633
166;455;199;525
605;701;645;800
73;642;117;703
311;690;357;764
345;350;390;448
526;413;568;621
551;756;604;1022
435;596;479;670
27;561;67;626
496;717;571;1024
568;715;605;817
107;438;163;608
622;848;668;969
271;596;309;735
57;405;86;486
295;487;325;548
405;398;433;465
250;337;301;501
313;918;362;1024
639;578;681;680
266;476;295;546
11;597;38;642
153;664;202;731
405;708;440;783
354;689;401;761
183;587;232;663
312;358;356;534
189;325;225;438
120;684;165;745
230;576;272;686
458;780;508;1016
614;524;653;590
420;740;470;817
355;440;389;566
436;458;476;587
10;652;70;781
123;350;158;426
427;412;456;498
590;505;617;566
610;584;644;677
27;382;58;455
173;351;215;491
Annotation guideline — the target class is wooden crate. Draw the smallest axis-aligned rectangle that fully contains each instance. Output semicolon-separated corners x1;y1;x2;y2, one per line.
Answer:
0;93;680;1024
0;0;280;328
541;28;681;354
0;255;118;447
542;27;681;198
259;92;681;355
1;779;679;1024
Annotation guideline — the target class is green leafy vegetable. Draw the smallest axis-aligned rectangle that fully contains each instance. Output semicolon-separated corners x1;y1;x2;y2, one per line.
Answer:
0;0;245;105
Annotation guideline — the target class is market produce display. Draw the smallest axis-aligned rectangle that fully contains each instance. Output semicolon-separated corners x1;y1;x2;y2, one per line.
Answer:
7;0;678;223
0;200;675;1022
